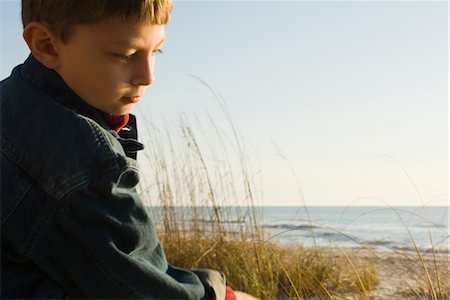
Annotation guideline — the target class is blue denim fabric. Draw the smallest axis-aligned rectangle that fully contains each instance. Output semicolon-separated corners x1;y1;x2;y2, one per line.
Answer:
1;55;225;299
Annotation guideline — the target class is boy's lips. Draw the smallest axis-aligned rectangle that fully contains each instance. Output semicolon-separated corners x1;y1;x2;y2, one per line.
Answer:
121;96;141;104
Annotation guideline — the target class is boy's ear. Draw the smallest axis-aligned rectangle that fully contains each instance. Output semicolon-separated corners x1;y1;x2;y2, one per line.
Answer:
23;22;61;69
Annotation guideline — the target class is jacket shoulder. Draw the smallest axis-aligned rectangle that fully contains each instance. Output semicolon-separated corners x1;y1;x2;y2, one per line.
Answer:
1;70;132;200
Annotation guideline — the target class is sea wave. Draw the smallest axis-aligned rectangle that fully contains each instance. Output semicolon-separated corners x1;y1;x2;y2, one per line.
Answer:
263;224;358;243
263;223;320;231
390;245;450;254
363;240;394;247
415;223;447;229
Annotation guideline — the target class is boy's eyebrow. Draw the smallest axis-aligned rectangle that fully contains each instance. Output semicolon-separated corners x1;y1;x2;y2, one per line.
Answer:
155;38;166;47
111;38;166;49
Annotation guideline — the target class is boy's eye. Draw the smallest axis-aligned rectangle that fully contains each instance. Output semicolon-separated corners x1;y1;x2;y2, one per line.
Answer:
111;49;163;62
112;52;135;63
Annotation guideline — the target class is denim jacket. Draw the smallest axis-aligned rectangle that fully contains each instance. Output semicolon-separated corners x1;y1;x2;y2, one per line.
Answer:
1;55;226;300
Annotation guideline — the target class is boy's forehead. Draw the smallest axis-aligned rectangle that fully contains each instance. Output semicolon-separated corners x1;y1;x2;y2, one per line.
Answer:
111;38;165;48
75;18;165;46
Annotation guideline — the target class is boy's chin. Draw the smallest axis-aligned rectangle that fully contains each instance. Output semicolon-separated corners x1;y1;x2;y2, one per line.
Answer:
113;109;132;115
105;106;134;116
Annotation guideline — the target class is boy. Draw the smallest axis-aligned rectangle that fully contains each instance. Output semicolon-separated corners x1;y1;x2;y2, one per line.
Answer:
1;1;256;299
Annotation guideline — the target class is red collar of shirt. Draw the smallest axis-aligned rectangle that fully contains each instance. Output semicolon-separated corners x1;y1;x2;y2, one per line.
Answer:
102;113;130;133
225;287;236;300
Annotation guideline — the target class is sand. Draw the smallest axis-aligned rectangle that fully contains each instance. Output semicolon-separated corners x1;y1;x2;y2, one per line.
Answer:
337;249;449;300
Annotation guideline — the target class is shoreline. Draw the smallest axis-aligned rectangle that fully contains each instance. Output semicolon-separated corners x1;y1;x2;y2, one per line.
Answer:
269;239;450;256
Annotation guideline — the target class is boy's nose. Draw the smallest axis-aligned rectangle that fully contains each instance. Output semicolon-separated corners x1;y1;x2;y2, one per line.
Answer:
131;58;154;86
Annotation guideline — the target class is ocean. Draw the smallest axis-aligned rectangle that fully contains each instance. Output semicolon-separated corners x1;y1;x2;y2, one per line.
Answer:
148;206;449;254
257;206;449;253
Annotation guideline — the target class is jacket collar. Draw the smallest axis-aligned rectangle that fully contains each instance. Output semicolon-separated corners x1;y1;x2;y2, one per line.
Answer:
20;54;112;129
20;54;143;158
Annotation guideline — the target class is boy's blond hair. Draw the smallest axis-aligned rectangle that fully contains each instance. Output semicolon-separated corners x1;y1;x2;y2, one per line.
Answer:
22;0;173;42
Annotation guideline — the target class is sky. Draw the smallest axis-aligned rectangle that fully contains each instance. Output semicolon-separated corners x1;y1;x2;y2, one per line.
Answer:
0;0;448;206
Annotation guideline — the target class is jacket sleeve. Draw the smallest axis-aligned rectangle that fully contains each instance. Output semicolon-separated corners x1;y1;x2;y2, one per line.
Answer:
28;164;224;299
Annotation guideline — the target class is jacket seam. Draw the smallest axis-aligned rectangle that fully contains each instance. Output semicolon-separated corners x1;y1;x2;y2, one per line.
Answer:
1;142;122;257
0;174;32;225
57;173;141;299
1;135;123;201
82;116;120;159
25;199;61;258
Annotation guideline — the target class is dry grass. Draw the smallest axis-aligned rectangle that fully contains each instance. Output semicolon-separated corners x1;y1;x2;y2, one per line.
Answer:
159;230;380;299
137;102;448;299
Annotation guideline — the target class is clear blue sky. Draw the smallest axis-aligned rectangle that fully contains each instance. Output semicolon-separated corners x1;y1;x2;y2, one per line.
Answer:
1;1;448;206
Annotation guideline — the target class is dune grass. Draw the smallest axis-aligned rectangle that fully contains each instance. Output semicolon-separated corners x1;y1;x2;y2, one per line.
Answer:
160;232;383;299
137;103;448;299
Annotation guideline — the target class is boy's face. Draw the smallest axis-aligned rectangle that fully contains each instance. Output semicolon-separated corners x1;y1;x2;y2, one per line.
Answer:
54;18;165;115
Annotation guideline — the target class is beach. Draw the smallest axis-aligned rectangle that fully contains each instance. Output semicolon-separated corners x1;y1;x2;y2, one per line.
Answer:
153;206;449;299
327;248;450;300
370;252;448;300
